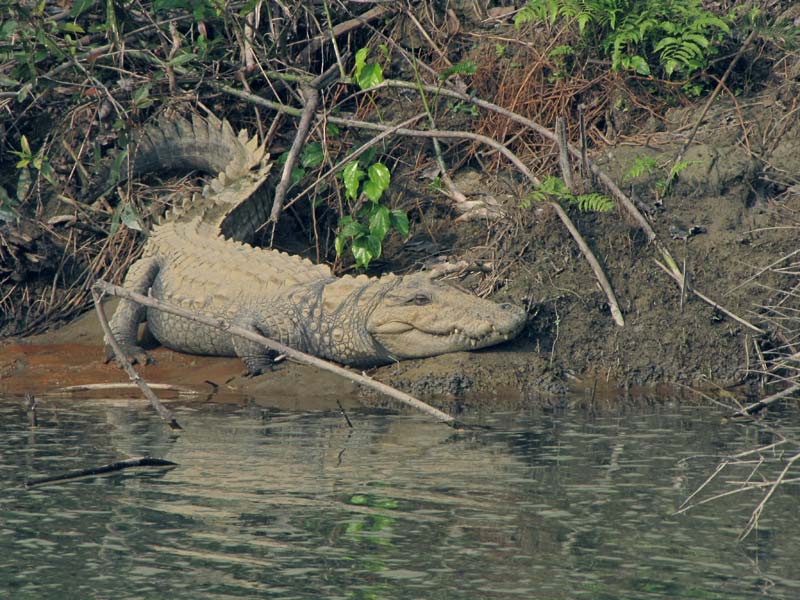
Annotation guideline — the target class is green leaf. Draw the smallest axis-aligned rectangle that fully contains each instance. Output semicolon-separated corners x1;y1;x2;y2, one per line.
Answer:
357;63;383;90
354;47;368;79
300;142;324;168
0;20;18;39
120;203;143;231
39;161;56;185
339;217;368;239
368;204;390;240
0;75;20;87
290;167;305;186
365;233;382;260
352;237;374;268
326;123;340;137
20;135;31;157
69;0;95;18
362;179;383;203
627;55;650;75
334;232;346;256
132;84;150;105
368;162;390;191
61;22;86;34
168;52;196;67
343;161;364;201
16;167;31;201
389;209;409;236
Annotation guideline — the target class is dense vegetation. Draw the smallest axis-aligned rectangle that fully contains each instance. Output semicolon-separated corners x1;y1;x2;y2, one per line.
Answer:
0;0;795;335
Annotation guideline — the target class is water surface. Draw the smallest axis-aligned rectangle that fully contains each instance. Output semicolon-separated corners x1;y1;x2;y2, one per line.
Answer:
1;395;798;599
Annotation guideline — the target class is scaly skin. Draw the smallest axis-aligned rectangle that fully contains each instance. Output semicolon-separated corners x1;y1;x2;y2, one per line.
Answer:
101;112;526;372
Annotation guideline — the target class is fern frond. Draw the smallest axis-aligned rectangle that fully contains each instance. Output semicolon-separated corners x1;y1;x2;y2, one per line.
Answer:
572;193;614;212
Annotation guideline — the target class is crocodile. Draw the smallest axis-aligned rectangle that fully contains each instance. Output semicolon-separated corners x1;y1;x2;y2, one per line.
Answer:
99;112;526;373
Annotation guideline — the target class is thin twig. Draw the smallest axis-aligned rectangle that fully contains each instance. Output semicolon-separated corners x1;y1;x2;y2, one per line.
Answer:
664;29;758;191
739;451;800;540
299;5;395;61
92;287;182;430
93;280;460;427
654;260;766;334
734;384;800;418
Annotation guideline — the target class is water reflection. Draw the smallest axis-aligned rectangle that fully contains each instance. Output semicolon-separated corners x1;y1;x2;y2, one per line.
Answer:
0;398;798;599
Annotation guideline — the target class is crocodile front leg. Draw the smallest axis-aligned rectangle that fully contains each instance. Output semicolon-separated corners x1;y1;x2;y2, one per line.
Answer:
231;322;280;376
105;256;160;365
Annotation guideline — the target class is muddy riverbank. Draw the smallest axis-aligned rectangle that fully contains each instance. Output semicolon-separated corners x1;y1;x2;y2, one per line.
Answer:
3;87;798;405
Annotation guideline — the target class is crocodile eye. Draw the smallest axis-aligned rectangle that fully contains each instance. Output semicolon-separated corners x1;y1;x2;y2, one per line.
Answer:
407;292;431;306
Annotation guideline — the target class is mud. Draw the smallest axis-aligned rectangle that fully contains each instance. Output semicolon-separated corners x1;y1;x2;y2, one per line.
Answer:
2;84;798;408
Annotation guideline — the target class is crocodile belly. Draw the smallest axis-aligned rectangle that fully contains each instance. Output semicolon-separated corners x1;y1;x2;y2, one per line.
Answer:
146;273;238;357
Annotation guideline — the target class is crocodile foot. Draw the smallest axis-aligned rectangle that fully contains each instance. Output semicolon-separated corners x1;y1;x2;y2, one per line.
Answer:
104;343;152;367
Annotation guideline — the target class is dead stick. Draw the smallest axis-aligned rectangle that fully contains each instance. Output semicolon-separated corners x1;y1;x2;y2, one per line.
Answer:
269;63;339;228
733;384;800;418
26;456;177;488
556;116;575;193
299;5;394;61
269;84;320;228
93;280;459;427
210;82;541;185
91;288;183;430
739;451;800;541
654;260;765;334
578;103;590;179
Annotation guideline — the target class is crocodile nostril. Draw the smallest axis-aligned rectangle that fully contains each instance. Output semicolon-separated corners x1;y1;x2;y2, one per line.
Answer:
500;303;513;310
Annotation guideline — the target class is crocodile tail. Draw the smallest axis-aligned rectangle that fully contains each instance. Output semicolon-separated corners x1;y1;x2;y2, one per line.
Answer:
89;112;269;201
90;111;272;240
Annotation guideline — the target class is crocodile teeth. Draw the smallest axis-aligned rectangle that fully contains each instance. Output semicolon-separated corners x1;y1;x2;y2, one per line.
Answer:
470;339;477;348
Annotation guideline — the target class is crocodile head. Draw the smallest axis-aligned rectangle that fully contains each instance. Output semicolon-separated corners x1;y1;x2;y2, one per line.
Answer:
366;272;527;360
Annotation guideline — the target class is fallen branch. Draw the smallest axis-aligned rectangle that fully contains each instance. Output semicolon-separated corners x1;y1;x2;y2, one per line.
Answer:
25;456;177;488
269;63;340;228
93;279;460;427
58;382;200;395
550;201;625;327
92;287;183;431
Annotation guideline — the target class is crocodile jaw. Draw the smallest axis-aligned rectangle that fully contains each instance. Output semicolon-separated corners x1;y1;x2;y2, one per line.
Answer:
366;273;527;360
371;316;526;359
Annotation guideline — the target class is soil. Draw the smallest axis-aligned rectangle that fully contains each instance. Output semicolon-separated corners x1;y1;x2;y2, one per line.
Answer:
1;15;798;409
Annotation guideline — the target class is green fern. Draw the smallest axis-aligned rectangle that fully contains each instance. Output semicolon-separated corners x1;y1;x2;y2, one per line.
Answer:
522;176;613;212
569;192;615;212
516;0;731;79
623;155;658;181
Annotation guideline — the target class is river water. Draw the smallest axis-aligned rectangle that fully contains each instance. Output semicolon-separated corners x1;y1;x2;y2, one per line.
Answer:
0;394;798;599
